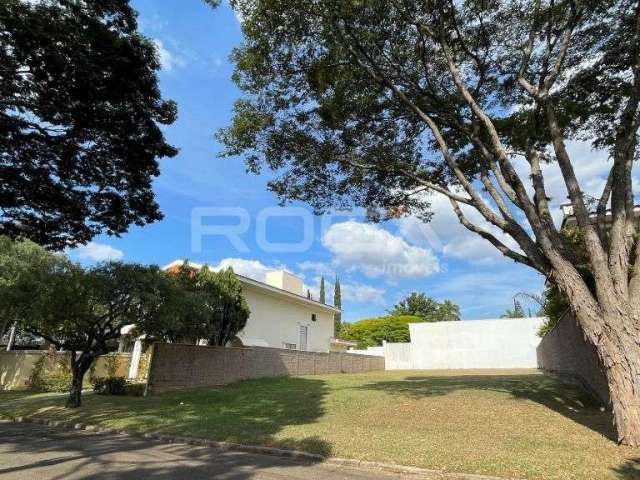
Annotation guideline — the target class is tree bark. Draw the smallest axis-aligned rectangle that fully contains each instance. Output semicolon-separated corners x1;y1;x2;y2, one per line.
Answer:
65;352;94;408
572;300;640;446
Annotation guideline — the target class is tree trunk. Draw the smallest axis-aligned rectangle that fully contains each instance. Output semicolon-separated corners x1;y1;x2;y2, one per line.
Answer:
575;304;640;446
65;352;94;408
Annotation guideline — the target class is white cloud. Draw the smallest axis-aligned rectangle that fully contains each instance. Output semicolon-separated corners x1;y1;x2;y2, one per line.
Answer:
297;261;335;277
72;242;123;262
322;221;440;281
152;39;185;71
209;257;282;282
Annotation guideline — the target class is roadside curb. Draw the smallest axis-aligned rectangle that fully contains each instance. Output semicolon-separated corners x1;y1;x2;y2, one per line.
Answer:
2;415;511;480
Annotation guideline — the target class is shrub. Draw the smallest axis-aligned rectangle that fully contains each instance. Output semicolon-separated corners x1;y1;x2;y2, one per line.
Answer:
124;383;146;396
340;315;424;348
93;376;127;395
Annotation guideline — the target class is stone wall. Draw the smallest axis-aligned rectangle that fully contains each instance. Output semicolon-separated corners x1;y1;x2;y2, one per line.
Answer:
536;311;610;406
145;343;385;394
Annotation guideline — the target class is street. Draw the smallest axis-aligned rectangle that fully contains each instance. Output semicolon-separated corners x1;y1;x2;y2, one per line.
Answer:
0;421;429;480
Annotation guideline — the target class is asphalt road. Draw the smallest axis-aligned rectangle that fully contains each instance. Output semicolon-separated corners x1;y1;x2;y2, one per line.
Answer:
0;421;432;480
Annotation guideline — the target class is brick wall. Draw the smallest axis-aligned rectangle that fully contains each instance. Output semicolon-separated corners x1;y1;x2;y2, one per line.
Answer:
145;343;385;394
536;311;610;405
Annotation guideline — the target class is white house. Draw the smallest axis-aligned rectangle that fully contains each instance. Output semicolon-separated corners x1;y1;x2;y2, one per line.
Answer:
163;260;339;353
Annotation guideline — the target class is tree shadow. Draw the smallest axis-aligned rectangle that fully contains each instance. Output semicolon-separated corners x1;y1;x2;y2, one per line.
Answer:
356;372;617;441
0;376;333;479
612;457;640;480
0;421;330;480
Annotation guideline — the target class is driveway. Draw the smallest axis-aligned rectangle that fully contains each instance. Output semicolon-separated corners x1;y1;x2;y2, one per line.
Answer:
0;422;435;480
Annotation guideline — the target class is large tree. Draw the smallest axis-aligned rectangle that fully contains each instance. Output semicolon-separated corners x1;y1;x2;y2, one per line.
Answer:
0;0;178;249
220;0;640;444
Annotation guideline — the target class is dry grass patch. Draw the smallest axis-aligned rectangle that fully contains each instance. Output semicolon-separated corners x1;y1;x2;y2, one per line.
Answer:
1;369;638;480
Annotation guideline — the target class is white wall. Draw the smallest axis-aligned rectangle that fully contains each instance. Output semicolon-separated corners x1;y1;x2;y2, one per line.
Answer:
409;317;545;369
238;284;334;353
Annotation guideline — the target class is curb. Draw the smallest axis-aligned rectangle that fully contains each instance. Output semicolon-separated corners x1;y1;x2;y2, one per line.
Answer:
2;415;512;480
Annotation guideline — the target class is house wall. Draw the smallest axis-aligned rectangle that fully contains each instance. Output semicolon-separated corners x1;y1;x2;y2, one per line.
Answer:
536;311;610;405
145;342;385;394
409;317;545;369
238;284;334;352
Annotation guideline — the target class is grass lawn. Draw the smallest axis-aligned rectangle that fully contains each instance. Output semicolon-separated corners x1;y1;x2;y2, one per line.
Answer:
1;369;638;480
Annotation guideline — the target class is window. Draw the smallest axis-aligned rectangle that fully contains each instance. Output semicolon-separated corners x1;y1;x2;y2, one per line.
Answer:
311;313;317;322
299;325;308;351
283;343;296;350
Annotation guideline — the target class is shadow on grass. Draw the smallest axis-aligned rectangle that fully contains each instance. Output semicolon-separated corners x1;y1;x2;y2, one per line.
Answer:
356;373;617;441
0;376;332;479
613;457;640;480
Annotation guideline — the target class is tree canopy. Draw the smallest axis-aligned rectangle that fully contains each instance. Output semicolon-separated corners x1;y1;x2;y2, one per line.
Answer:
389;293;460;322
0;0;178;249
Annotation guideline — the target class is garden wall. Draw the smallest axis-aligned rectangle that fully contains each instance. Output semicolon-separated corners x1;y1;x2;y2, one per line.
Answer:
145;343;385;394
0;351;134;391
536;311;610;406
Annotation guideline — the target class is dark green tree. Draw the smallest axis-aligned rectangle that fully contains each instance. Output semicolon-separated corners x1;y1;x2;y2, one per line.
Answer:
389;293;460;322
221;0;640;444
0;0;179;249
333;276;342;336
200;267;251;346
319;276;326;303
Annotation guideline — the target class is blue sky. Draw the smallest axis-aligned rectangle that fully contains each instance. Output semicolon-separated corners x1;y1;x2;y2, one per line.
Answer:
69;0;618;322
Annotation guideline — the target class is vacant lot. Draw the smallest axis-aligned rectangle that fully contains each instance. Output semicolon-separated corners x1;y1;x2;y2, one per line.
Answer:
1;370;638;480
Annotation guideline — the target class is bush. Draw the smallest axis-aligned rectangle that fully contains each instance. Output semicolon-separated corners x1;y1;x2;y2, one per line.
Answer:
124;383;146;396
93;376;127;395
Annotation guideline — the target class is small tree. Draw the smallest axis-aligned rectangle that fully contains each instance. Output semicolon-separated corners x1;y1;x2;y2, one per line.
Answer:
0;238;174;407
333;276;342;336
389;293;460;322
340;315;423;348
319;276;326;304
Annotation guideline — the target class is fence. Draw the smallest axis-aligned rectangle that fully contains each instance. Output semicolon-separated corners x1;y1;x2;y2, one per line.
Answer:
536;311;609;405
0;351;138;391
145;343;385;394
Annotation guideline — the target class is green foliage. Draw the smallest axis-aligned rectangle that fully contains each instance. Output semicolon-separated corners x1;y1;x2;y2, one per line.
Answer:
333;276;342;337
0;237;180;406
0;0;179;249
319;276;325;304
28;351;72;393
389;293;460;322
164;263;251;346
340;315;423;348
93;376;127;395
220;0;634;225
104;355;121;378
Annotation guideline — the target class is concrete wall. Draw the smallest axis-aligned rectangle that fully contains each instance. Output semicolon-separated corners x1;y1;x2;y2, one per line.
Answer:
409;317;545;369
537;311;610;405
0;351;135;391
382;342;412;369
239;283;334;352
145;343;385;394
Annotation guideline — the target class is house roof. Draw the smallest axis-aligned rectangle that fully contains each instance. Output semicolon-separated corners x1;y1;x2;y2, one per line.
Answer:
162;260;341;314
560;203;640;228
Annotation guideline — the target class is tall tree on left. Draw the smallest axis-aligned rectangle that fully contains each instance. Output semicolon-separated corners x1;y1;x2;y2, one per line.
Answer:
0;237;177;407
0;0;178;249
